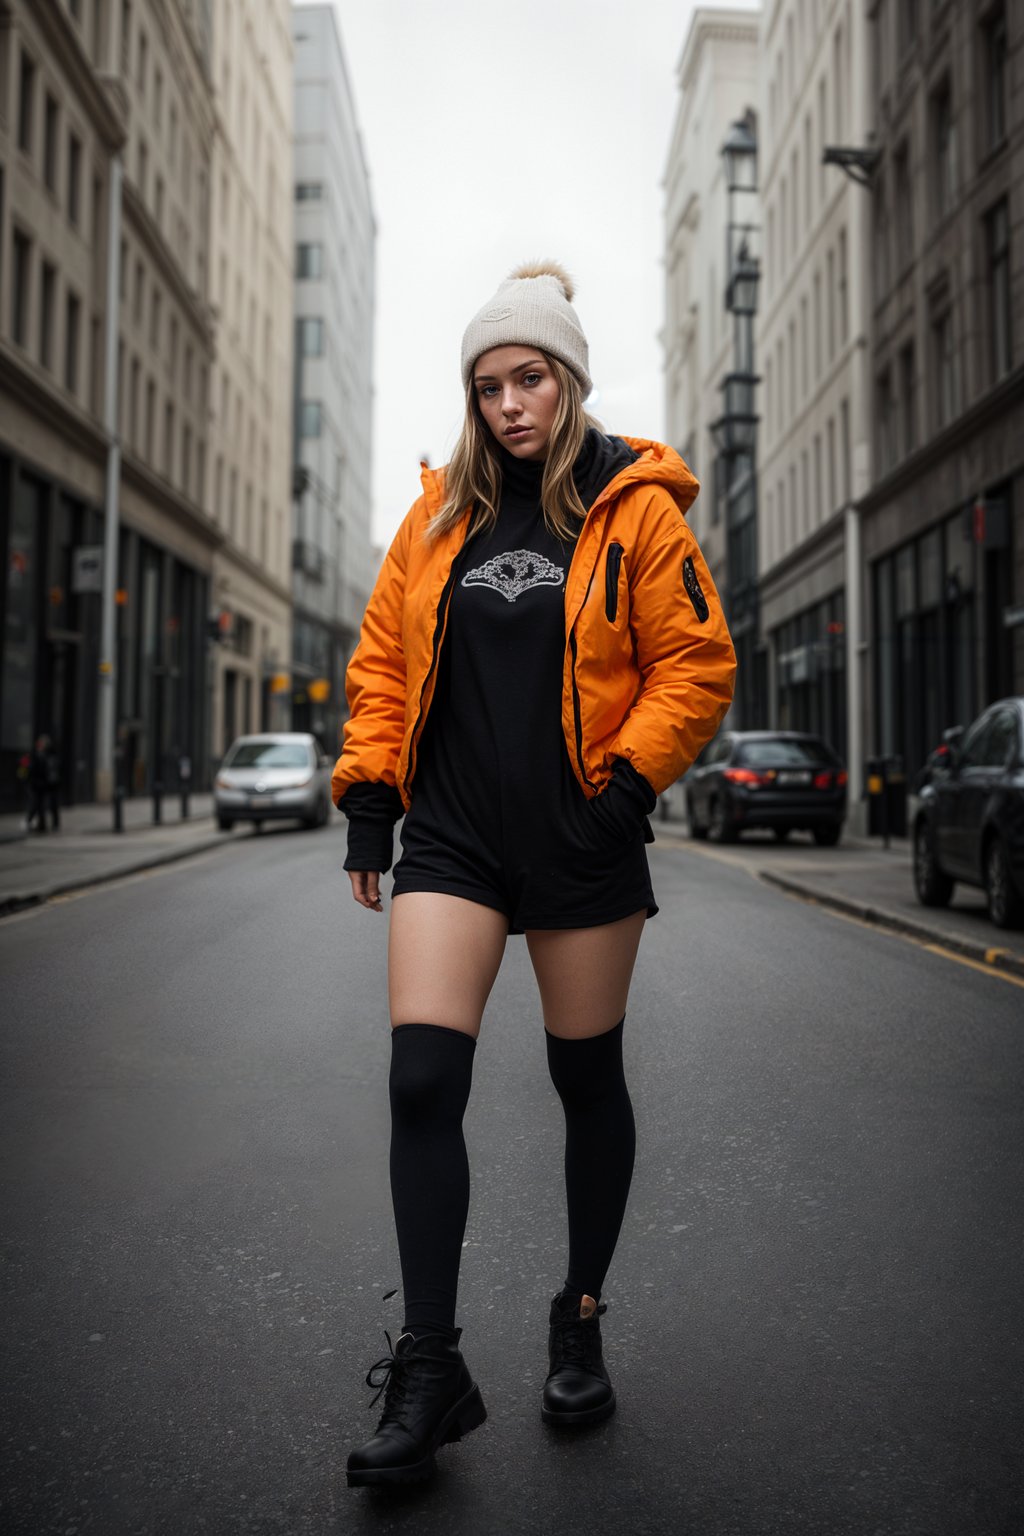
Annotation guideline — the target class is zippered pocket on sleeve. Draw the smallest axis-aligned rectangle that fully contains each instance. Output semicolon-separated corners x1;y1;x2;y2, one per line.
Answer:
604;542;624;622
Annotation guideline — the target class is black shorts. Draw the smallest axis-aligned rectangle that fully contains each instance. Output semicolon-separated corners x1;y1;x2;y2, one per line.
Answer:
392;789;658;935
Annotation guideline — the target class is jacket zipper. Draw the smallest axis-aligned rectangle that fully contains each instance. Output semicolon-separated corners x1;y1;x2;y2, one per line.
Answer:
568;566;600;792
404;564;459;799
604;542;624;622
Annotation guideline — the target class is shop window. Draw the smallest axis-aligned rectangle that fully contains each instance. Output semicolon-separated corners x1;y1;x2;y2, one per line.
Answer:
986;199;1011;381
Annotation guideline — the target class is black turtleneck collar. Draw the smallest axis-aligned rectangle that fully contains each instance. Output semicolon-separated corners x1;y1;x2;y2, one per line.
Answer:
495;442;545;500
492;428;638;513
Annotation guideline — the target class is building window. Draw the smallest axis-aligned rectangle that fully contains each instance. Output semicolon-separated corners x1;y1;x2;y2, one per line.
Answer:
164;401;174;478
876;367;895;474
933;308;957;427
44;94;59;191
838;227;848;344
65;289;80;394
296;243;323;279
18;50;36;154
983;7;1007;152
826;248;835;360
39;261;56;369
121;0;132;74
67;132;82;225
897;0;918;53
899;342;915;456
296;182;323;201
931;80;955;222
298;317;324;356
986;199;1011;381
130;356;140;448
12;229;31;346
840;397;851;503
137;28;147;95
874;170;890;295
134;257;144;325
299;401;323;438
145;377;155;460
137;136;147;200
893;142;912;271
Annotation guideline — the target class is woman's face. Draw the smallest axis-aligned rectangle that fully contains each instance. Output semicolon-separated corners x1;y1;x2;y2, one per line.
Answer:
472;346;561;461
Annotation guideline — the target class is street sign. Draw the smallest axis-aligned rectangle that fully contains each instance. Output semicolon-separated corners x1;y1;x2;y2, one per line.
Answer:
72;546;104;593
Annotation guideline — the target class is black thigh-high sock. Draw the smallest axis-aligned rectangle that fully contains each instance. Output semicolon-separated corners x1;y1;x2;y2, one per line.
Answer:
545;1018;636;1302
389;1024;476;1337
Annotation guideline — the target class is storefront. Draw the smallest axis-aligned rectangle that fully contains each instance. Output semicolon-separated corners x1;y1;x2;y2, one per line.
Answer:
772;589;848;764
1;450;211;810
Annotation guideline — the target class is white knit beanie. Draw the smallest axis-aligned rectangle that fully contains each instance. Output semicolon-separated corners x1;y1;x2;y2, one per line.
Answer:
461;261;593;398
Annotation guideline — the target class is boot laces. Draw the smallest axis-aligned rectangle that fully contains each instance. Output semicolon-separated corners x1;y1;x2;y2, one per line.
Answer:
363;1330;454;1427
551;1304;607;1371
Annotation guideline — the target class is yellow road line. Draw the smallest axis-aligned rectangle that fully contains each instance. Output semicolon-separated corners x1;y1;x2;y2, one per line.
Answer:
812;894;1024;989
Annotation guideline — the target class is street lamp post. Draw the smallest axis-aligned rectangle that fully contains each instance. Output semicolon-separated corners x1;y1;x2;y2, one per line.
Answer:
715;112;762;728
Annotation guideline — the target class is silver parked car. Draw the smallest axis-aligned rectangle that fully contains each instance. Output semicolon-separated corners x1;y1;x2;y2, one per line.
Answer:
214;733;333;832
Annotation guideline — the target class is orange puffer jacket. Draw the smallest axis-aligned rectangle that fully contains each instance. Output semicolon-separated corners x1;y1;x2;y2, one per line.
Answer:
332;438;736;811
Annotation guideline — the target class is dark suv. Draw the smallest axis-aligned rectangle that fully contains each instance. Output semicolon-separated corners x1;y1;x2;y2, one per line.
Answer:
685;731;848;845
913;697;1024;929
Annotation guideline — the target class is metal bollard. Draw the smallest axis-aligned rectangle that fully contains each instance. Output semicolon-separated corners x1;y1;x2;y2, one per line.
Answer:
180;785;190;820
113;784;125;833
153;780;163;825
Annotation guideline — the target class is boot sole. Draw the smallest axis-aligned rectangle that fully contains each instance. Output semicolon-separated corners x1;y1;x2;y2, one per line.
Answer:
541;1392;616;1427
346;1384;487;1487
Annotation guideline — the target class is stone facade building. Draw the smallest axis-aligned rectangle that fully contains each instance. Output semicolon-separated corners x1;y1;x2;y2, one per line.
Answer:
861;0;1024;775
205;0;293;758
757;0;872;797
0;0;217;807
662;8;760;592
290;3;375;759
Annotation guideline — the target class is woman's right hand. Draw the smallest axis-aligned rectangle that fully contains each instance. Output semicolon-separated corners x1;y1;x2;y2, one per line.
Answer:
348;870;383;912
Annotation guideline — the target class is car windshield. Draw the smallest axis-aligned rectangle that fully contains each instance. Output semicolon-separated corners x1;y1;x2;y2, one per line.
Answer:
736;739;834;768
225;742;310;769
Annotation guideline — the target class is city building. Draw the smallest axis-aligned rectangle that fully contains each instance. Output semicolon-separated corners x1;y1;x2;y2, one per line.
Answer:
861;0;1023;775
1;0;218;810
205;0;294;758
290;3;375;758
757;0;872;802
663;7;761;591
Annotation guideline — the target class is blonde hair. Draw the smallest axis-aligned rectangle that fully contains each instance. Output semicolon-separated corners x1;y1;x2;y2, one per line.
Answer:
428;353;603;543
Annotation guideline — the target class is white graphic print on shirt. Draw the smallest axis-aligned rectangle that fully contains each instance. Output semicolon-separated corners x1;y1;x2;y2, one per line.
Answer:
461;548;565;604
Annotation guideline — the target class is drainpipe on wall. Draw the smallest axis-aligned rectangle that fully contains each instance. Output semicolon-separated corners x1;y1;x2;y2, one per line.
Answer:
95;153;123;803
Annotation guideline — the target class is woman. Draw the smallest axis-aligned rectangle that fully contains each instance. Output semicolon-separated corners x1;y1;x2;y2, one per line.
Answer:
335;262;735;1487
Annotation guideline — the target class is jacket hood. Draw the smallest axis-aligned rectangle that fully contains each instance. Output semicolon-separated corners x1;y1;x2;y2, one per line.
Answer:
420;435;698;522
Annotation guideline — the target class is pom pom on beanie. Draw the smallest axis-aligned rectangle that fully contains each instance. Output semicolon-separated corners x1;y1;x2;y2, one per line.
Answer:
461;260;593;398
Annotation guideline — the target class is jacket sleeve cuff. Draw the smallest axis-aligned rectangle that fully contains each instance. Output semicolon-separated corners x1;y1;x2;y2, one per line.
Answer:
343;819;395;875
591;758;657;842
337;781;403;874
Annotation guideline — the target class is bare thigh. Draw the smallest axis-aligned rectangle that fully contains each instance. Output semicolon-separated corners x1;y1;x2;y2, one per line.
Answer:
525;910;647;1040
388;892;508;1037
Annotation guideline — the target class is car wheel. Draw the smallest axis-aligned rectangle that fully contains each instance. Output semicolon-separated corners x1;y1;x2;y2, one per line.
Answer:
812;824;842;847
708;797;737;844
687;796;707;841
985;835;1024;929
913;820;953;907
217;815;234;832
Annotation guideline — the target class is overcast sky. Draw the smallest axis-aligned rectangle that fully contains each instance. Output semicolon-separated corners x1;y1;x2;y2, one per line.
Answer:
328;0;759;549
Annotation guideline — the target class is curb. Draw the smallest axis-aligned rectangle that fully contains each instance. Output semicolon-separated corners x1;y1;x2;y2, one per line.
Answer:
759;870;1024;981
0;834;235;920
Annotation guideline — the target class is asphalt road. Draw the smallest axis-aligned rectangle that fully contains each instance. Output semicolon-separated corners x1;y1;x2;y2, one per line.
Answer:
2;824;1022;1536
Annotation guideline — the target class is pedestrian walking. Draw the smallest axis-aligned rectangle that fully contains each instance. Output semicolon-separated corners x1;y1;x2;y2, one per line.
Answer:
26;734;61;833
334;261;737;1487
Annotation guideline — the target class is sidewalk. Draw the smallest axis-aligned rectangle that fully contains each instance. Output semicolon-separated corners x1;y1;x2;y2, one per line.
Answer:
0;793;235;917
653;811;1024;981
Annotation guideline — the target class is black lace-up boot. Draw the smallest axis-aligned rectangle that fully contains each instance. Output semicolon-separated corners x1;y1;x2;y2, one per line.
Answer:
541;1291;616;1426
346;1328;487;1487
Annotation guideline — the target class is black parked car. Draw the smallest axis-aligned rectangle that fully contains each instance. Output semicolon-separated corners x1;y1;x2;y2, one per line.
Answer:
912;697;1024;929
685;731;848;845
